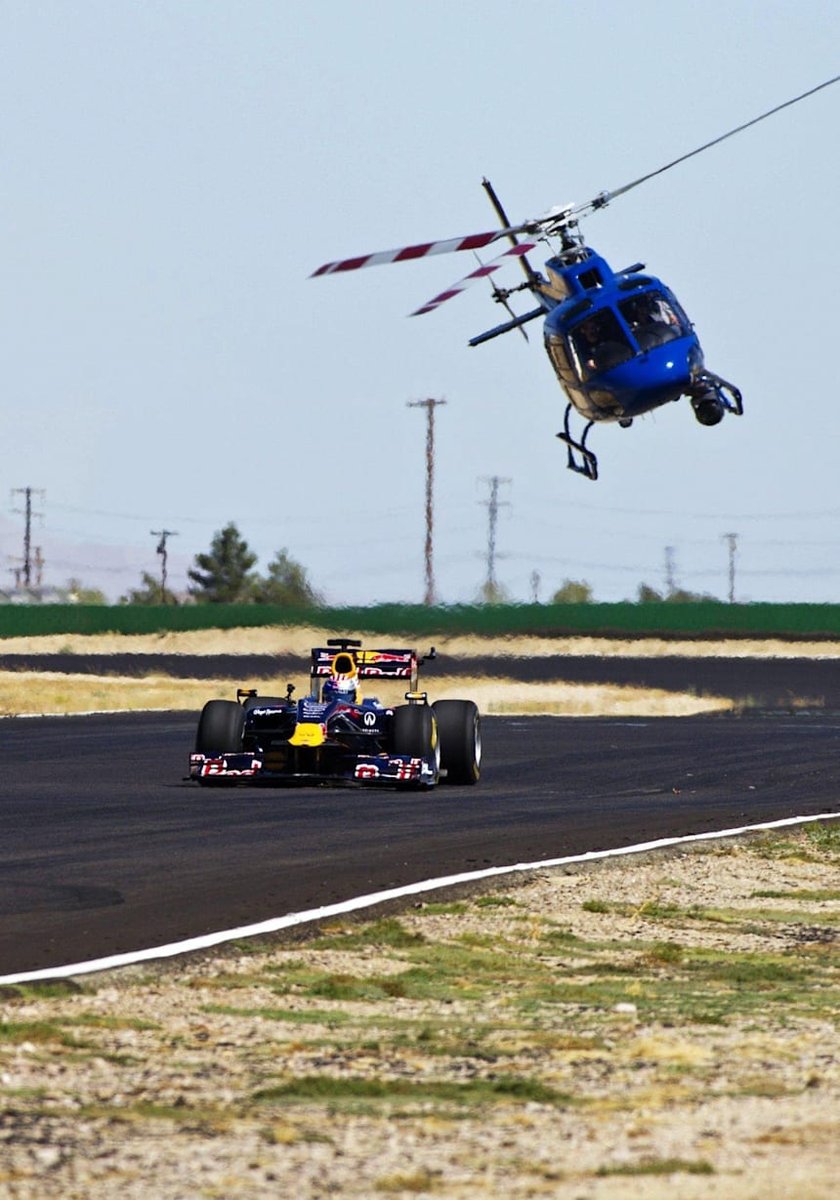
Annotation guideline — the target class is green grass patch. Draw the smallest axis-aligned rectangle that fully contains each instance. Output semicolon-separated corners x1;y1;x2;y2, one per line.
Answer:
0;1020;81;1047
313;918;426;951
474;894;521;909
417;901;469;916
596;1157;714;1177
59;1013;159;1032
750;888;840;902
17;979;88;999
253;1074;572;1111
750;823;840;863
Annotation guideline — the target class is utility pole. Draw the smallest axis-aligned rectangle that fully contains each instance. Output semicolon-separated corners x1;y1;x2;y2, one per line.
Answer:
723;532;738;603
665;545;676;597
11;487;45;589
479;475;511;601
151;529;179;602
530;569;541;604
407;398;446;605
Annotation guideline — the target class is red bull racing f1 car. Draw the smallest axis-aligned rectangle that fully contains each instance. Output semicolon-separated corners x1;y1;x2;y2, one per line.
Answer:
189;638;481;788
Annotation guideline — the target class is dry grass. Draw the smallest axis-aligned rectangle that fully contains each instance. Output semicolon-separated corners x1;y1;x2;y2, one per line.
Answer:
0;670;732;719
2;625;840;659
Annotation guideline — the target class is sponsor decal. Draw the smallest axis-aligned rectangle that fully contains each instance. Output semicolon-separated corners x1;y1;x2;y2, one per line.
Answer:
354;762;380;779
361;651;413;663
362;666;411;677
289;722;327;748
363;711;377;727
200;758;261;777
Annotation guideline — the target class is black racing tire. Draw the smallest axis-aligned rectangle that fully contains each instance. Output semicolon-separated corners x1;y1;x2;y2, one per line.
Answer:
433;699;481;785
242;695;285;711
391;703;438;763
195;699;245;754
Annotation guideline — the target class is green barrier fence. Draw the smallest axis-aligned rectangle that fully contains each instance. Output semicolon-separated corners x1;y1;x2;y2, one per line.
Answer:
3;602;840;640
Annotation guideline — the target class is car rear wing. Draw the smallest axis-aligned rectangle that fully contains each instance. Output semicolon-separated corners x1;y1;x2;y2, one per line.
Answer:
310;643;434;692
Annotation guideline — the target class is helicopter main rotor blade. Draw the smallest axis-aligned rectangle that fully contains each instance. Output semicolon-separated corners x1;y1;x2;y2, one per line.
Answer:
409;243;537;316
311;225;533;277
585;72;840;212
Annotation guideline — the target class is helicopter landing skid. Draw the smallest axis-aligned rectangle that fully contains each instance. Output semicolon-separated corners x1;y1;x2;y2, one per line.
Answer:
556;407;598;480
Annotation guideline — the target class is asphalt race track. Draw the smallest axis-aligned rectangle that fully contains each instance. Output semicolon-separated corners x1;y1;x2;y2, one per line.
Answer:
5;652;840;708
1;707;838;976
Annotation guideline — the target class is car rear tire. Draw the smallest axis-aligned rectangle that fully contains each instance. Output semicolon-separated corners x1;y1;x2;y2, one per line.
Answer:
433;699;481;785
242;695;285;711
195;700;245;754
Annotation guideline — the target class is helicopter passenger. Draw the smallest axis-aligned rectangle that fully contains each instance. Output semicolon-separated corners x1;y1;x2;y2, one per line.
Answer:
571;312;633;379
620;292;683;352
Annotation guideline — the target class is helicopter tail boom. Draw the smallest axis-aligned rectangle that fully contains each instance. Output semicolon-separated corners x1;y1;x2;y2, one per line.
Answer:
468;306;546;347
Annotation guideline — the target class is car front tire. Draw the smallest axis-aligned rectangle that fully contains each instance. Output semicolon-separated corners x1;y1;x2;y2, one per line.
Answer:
433;699;481;785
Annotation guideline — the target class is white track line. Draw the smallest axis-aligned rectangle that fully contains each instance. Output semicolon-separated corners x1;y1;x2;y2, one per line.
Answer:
3;811;838;985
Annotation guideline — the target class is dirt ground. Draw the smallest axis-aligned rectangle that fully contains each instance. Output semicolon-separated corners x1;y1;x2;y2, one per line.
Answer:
1;827;838;1199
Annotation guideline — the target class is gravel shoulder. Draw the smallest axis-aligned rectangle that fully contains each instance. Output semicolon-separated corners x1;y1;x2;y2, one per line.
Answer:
2;825;838;1199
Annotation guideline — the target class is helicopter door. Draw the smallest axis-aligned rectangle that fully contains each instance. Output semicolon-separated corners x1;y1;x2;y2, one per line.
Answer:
568;310;634;380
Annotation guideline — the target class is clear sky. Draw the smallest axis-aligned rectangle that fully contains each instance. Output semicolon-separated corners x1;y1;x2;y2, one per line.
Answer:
1;1;839;605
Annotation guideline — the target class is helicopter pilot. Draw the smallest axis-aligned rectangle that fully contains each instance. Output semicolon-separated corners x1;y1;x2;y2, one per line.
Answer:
620;292;682;352
573;312;633;377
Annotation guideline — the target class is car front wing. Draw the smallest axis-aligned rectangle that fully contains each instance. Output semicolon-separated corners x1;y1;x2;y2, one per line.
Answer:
189;751;437;787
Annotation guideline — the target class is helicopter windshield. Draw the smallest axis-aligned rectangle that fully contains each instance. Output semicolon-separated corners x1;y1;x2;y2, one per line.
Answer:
619;291;685;352
569;310;634;380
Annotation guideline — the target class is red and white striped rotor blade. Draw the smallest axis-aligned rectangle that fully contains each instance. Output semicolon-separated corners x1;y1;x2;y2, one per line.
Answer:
409;243;536;317
310;229;521;277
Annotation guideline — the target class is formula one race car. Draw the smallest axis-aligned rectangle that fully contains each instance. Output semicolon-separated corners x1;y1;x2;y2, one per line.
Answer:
189;638;481;788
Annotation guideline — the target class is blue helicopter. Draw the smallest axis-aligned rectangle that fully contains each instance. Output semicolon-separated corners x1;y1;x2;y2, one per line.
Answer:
313;76;838;480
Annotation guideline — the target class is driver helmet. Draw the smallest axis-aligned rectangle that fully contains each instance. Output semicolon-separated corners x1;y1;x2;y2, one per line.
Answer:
323;651;360;703
323;674;358;702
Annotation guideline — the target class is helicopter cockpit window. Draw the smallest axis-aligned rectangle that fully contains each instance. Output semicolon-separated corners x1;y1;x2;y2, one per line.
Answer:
568;310;634;380
619;291;685;352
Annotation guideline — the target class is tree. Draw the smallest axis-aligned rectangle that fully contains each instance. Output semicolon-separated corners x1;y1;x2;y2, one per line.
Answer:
65;578;107;605
187;523;258;604
551;579;593;604
120;571;180;606
635;582;718;603
252;548;322;606
476;579;511;605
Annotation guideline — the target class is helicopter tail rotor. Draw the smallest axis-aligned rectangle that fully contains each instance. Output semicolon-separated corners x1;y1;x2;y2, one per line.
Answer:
409;243;537;316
